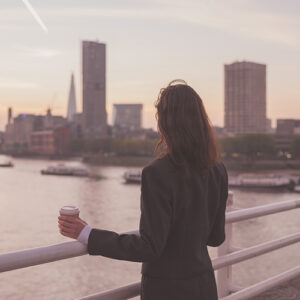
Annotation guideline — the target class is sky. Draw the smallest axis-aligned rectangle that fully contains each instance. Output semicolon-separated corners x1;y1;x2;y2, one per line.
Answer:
0;0;300;130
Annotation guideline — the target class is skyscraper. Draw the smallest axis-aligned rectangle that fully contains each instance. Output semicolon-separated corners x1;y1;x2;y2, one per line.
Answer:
224;61;267;135
113;104;143;129
67;73;77;121
8;107;13;125
82;41;107;138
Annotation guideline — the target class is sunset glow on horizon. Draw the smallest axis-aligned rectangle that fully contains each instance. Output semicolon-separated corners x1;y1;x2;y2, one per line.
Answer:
1;0;300;131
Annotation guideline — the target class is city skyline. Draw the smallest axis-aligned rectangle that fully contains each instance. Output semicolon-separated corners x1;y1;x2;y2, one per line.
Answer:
1;0;300;131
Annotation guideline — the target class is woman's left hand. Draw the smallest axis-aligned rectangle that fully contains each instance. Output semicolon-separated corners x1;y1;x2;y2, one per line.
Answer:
58;215;88;239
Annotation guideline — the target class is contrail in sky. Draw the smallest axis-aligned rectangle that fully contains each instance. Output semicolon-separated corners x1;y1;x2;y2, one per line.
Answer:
21;0;48;33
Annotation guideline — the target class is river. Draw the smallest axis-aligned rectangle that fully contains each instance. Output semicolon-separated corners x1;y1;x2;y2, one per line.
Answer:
1;156;300;299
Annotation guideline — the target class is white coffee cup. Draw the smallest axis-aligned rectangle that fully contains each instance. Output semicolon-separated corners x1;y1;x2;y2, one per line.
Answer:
60;205;80;218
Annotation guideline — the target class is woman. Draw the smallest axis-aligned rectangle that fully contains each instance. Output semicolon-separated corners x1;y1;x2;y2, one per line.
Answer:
58;79;228;300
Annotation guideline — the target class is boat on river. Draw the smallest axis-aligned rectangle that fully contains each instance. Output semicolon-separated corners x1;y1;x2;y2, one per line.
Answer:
0;161;14;167
229;173;295;191
41;164;89;177
123;169;142;183
294;185;300;193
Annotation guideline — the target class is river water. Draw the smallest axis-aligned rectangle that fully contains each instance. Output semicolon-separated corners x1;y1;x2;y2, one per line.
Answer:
1;156;300;300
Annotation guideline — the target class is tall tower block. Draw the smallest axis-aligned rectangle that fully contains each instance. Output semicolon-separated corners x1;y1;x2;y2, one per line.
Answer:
224;61;267;135
82;41;107;138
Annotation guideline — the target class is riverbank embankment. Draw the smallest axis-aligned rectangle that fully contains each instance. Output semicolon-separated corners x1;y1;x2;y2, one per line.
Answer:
3;152;300;172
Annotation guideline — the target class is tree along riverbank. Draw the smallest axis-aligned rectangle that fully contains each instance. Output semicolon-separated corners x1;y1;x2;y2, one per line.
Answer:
82;154;300;172
82;154;154;167
224;159;300;172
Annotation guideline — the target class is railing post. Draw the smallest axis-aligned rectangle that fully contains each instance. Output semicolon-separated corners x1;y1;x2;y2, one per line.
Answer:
217;191;234;298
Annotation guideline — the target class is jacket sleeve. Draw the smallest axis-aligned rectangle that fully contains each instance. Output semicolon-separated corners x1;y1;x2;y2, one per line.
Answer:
207;163;229;247
87;165;173;262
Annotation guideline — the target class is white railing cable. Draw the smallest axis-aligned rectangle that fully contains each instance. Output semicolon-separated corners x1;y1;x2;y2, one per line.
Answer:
219;265;300;300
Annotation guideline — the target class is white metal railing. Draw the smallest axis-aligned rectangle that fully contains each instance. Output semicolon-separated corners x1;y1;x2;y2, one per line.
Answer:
0;241;87;273
217;194;300;298
220;265;300;300
1;194;300;300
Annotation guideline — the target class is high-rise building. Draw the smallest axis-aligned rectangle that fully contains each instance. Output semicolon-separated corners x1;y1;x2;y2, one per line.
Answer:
8;107;13;125
224;61;267;135
82;41;107;138
67;73;77;121
113;104;143;129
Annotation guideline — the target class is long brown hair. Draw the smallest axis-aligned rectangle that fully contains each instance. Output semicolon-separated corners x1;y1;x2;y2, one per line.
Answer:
154;79;220;175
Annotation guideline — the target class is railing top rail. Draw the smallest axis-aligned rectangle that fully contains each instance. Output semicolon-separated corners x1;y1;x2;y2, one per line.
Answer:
213;232;300;270
225;199;300;223
0;241;87;273
79;282;140;300
1;199;300;274
79;264;300;300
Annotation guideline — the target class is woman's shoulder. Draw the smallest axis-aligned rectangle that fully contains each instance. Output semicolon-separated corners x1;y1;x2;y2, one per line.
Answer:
213;160;227;171
211;161;228;181
142;154;175;175
143;157;227;180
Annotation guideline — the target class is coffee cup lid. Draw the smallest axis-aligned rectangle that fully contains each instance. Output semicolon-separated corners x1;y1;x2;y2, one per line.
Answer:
60;205;80;215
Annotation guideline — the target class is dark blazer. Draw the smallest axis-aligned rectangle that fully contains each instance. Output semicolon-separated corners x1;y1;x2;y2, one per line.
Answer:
88;155;228;300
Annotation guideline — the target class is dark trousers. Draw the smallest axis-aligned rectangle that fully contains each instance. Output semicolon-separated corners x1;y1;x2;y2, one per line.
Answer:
141;271;218;300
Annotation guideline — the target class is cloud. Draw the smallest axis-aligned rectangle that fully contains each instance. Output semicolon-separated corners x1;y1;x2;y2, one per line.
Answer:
10;45;60;58
1;2;299;49
22;47;60;58
38;4;300;48
0;80;39;89
176;4;300;48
